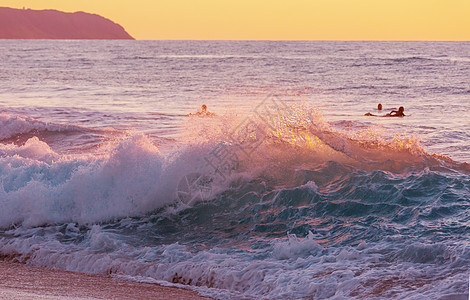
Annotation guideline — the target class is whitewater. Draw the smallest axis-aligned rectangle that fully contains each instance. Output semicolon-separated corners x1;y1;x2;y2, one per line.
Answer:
0;40;469;299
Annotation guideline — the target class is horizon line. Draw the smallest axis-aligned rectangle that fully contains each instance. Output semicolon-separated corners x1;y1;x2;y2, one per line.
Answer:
2;39;467;42
134;39;470;42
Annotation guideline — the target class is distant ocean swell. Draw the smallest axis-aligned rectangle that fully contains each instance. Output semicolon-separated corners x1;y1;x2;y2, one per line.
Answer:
0;102;469;299
0;113;89;140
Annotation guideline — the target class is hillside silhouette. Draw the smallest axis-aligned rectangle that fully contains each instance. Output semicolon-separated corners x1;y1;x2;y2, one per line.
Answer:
0;7;134;39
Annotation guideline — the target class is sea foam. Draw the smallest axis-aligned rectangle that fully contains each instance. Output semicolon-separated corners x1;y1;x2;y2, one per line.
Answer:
0;134;167;227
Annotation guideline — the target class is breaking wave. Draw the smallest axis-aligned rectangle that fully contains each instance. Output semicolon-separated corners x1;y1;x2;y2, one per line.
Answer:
0;106;469;299
0;113;92;141
1;105;462;228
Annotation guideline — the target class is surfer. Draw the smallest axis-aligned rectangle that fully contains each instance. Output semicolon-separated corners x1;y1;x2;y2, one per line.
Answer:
378;103;382;110
385;106;405;117
189;104;217;117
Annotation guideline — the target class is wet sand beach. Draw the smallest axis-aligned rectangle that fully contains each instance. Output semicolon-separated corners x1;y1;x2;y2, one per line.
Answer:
0;261;209;300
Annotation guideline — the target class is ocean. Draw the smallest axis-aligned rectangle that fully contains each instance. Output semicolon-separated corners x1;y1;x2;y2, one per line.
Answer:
0;40;469;299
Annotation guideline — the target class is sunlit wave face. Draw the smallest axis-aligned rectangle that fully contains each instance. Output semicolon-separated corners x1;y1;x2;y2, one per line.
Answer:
178;99;440;186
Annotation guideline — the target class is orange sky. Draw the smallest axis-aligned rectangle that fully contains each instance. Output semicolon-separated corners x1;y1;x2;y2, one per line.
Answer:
3;0;470;40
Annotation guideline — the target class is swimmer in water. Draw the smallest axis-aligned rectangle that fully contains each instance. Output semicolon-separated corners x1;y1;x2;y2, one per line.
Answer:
364;103;384;116
189;104;216;117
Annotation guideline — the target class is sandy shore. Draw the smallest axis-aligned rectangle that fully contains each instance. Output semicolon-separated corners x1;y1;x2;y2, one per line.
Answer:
0;261;210;300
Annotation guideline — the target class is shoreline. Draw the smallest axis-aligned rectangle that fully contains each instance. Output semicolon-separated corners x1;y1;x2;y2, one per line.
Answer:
0;261;210;300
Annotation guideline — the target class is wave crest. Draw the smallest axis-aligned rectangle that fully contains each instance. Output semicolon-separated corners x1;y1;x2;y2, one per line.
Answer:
0;134;166;228
0;113;90;140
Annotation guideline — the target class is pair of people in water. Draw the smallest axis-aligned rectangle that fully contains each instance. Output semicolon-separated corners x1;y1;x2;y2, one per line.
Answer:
365;104;405;117
193;103;405;118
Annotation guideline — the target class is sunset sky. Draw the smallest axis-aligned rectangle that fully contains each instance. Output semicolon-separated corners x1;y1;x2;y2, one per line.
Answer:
3;0;470;40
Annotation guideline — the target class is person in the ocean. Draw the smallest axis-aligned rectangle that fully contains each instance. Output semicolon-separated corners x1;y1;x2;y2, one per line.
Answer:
385;106;405;117
189;104;216;117
365;106;405;117
364;103;383;116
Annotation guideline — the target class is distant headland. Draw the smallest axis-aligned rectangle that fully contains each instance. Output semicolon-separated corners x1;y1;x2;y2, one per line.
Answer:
0;7;134;39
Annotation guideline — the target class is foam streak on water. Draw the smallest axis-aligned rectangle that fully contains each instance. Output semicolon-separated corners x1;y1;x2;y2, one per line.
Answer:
0;41;469;299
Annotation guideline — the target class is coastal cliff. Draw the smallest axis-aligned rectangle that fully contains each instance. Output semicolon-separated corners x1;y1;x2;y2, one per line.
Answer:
0;7;134;39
